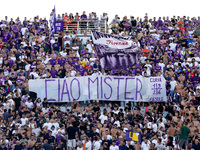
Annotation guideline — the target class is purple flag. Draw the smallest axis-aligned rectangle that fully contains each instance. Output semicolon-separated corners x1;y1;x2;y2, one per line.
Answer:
50;6;56;37
55;21;64;32
91;31;140;70
124;130;141;143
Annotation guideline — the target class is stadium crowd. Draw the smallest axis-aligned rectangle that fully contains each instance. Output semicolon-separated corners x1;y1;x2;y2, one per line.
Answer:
0;12;200;150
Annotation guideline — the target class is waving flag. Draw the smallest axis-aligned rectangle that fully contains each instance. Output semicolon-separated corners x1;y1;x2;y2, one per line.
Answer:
124;130;141;143
91;31;140;70
50;6;56;37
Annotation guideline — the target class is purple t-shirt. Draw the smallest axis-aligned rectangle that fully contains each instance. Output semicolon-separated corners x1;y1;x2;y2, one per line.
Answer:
30;64;37;72
58;59;66;66
50;70;58;78
79;67;85;76
154;66;161;71
123;22;131;31
80;14;87;20
50;59;56;65
2;32;11;42
167;50;173;57
8;60;14;68
56;136;64;145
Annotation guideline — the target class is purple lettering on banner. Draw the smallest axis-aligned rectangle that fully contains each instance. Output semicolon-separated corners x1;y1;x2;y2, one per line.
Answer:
104;77;113;99
125;77;135;100
101;76;103;99
45;79;56;101
61;79;71;101
114;77;124;100
70;78;81;100
58;79;60;102
136;78;143;100
88;77;99;99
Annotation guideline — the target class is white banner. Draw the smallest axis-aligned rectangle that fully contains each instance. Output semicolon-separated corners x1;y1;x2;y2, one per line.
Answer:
29;76;167;102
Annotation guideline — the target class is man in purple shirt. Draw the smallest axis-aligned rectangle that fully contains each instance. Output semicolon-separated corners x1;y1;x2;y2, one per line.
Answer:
80;11;87;32
56;132;64;146
154;62;161;72
2;29;11;43
122;20;131;32
50;66;58;78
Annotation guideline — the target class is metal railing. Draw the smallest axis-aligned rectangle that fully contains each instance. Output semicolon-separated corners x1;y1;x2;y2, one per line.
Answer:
63;20;108;34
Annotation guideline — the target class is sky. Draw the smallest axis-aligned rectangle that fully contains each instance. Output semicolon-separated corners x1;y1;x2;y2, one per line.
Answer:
0;0;199;23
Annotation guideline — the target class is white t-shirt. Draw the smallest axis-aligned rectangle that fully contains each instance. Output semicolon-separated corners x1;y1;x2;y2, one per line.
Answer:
70;70;77;77
42;108;49;114
158;122;165;128
21;118;28;125
153;33;160;40
144;64;152;75
149;29;156;33
25;101;34;109
147;122;152;129
21;27;28;35
101;15;108;21
169;43;177;51
159;63;165;73
77;147;83;150
86;141;92;150
81;37;90;45
11;56;16;62
52;129;58;137
112;110;119;115
93;141;101;150
86;44;94;53
8;99;15;108
110;145;119;150
197;105;200;111
25;64;31;71
114;120;120;127
140;56;147;63
52;122;59;130
72;46;80;58
107;135;112;140
43;122;52;130
152;123;158;133
0;57;3;64
161;136;168;147
156;143;164;150
50;39;55;45
194;57;200;62
63;35;71;45
89;58;96;66
99;115;108;124
170;81;177;91
60;51;67;57
141;142;150;150
32;128;41;137
152;139;158;147
29;72;39;79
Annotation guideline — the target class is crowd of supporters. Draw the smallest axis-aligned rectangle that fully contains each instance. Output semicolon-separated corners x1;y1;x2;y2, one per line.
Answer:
0;12;200;150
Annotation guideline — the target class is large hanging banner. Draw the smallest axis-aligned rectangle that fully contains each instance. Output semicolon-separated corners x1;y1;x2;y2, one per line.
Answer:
29;76;167;102
91;31;140;70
